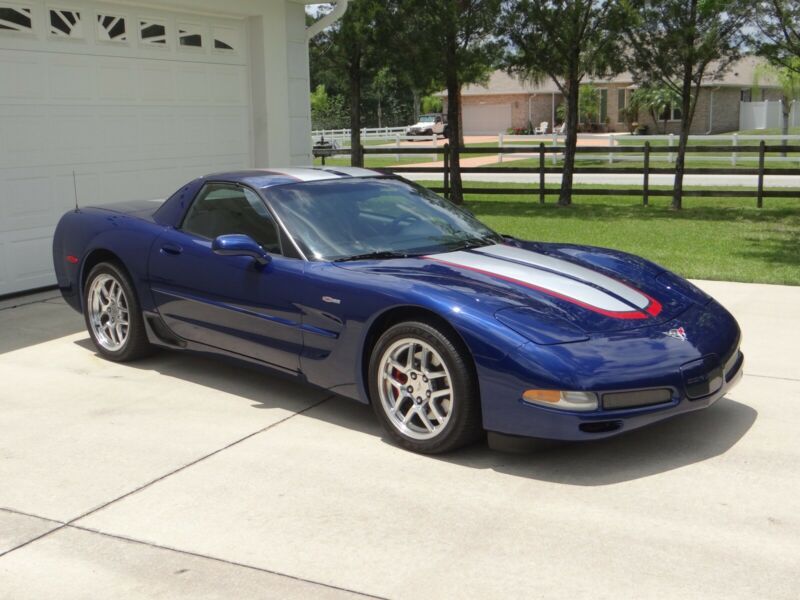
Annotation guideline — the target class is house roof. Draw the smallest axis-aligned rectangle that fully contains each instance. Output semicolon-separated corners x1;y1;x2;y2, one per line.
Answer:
442;56;778;97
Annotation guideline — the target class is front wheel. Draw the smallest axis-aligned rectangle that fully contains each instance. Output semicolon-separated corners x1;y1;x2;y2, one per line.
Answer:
368;321;483;454
83;262;154;362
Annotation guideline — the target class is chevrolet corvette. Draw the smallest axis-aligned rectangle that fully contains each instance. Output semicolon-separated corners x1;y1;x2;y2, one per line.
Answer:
53;168;743;453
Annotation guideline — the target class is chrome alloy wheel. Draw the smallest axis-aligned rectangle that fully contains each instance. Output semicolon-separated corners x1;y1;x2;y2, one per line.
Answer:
88;274;130;352
377;338;454;440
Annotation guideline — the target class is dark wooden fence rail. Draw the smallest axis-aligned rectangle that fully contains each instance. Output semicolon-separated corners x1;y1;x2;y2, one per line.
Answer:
315;142;800;206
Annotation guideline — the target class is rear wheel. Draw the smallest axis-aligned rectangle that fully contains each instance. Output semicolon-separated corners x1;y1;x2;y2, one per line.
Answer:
84;262;153;362
369;320;483;454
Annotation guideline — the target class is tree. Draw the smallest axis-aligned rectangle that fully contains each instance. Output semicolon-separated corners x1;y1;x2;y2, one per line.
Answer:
630;85;682;134
393;0;503;205
370;67;396;129
308;1;387;167
310;84;348;131
755;1;800;74
620;0;753;209
502;1;623;206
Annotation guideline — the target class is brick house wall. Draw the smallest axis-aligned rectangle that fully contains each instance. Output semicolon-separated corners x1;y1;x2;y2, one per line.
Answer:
453;86;780;136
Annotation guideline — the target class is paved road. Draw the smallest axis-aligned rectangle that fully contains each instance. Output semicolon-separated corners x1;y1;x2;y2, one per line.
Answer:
1;282;798;599
404;171;800;188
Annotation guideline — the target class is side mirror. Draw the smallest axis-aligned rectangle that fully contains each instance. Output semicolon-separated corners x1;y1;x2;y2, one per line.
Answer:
212;234;270;266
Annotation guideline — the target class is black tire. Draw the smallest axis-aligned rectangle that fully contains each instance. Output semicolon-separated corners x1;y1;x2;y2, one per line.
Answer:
443;127;450;139
83;261;154;362
368;320;483;454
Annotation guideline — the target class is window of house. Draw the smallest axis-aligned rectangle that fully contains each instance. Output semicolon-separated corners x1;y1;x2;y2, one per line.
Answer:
0;6;33;32
212;26;237;52
617;89;627;123
49;9;82;38
96;14;127;42
178;23;202;48
139;20;166;45
598;89;608;123
740;89;752;102
659;103;682;121
182;184;282;255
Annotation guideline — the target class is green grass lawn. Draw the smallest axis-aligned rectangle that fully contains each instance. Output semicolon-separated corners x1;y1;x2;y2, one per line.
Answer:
416;180;800;286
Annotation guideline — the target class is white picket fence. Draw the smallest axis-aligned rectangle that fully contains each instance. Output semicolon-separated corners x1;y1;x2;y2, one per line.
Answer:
312;126;443;161
495;132;800;166
312;126;408;146
314;129;800;166
740;100;800;131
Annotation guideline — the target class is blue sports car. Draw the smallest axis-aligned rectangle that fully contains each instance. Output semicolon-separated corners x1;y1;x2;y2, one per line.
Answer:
53;168;743;453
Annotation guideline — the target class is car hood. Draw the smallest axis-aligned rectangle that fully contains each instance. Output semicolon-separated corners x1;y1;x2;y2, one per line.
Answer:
335;242;705;335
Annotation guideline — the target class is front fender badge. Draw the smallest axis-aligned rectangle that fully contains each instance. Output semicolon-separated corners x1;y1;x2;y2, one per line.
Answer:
664;327;687;341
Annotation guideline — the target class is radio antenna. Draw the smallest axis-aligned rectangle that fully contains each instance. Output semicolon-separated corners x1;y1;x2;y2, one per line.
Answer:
72;169;79;211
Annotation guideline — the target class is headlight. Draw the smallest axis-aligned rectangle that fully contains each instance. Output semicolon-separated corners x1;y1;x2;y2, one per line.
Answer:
522;389;598;411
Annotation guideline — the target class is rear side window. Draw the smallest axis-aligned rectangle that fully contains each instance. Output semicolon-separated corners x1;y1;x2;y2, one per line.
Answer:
182;183;282;255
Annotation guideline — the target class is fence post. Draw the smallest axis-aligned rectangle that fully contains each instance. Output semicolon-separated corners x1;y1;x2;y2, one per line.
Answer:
539;142;546;204
431;134;437;161
608;134;615;165
731;133;738;167
668;133;675;163
643;141;650;206
395;134;400;162
498;132;504;163
757;140;765;209
443;143;450;201
551;132;558;165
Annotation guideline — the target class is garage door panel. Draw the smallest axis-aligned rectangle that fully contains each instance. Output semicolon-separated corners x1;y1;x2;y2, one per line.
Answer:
0;111;47;167
8;228;56;289
210;66;248;105
48;113;98;164
139;63;176;103
0;52;44;100
98;59;137;101
0;9;254;296
175;64;210;104
463;103;512;135
0;174;53;233
48;56;94;102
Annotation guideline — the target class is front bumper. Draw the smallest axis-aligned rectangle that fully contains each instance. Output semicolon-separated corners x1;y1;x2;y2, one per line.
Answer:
482;349;744;441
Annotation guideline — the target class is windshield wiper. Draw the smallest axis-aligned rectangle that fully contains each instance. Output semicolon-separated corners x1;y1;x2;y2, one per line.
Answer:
334;250;413;262
444;235;499;252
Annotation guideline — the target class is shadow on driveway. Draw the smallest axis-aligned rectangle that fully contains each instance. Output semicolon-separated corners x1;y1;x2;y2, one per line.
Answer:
74;339;758;488
0;297;84;355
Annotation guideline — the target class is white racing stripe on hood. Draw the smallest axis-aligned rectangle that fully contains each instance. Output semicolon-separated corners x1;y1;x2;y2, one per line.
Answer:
474;244;650;309
269;168;345;182
427;248;638;313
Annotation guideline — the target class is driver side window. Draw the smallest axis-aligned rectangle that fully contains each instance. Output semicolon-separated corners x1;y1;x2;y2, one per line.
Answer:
182;183;282;254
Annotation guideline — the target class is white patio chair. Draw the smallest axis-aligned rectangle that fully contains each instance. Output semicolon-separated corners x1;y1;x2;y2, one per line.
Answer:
534;121;549;135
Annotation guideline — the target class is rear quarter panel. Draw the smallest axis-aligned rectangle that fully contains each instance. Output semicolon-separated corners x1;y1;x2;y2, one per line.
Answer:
53;208;166;313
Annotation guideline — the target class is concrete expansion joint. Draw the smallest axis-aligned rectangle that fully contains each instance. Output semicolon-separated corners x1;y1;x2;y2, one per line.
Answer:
0;395;336;559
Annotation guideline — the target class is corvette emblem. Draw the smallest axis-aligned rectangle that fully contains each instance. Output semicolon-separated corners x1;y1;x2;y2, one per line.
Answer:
664;327;687;341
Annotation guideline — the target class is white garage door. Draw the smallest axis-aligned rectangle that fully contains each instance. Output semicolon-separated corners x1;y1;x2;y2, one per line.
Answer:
0;2;253;296
462;103;512;135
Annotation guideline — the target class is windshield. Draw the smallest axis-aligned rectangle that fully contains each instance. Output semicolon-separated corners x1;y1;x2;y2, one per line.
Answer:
418;115;436;122
265;178;502;261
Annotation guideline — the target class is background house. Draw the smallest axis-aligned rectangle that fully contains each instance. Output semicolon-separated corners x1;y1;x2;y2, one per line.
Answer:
443;57;781;136
0;0;323;297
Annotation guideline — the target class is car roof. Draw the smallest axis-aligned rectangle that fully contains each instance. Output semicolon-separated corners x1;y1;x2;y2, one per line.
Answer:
203;167;384;189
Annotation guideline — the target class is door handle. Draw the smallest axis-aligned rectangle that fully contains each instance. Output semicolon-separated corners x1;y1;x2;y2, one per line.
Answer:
160;243;183;256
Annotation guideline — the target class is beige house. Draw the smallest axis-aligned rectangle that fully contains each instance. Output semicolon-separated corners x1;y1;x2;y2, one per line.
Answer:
442;57;782;135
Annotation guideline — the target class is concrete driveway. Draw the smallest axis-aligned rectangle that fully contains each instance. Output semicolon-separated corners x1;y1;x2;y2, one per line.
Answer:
1;281;798;599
